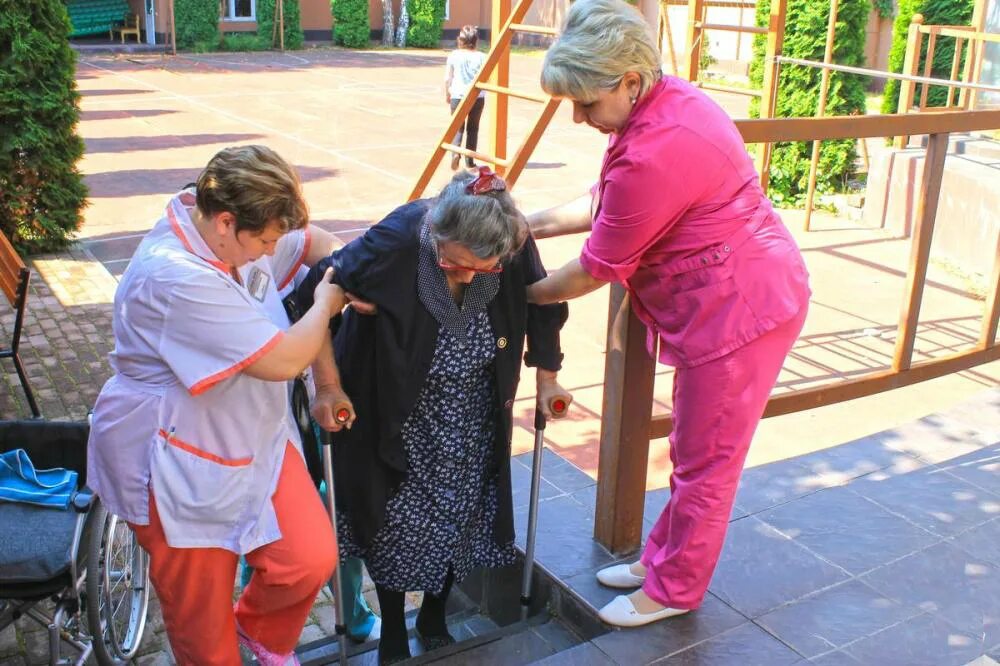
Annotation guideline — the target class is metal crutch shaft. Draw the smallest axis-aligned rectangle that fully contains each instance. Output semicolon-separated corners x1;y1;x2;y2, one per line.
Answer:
520;395;570;621
320;429;348;665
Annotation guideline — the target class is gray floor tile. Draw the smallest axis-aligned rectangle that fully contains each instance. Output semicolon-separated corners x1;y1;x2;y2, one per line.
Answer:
513;494;617;579
949;519;1000;568
939;389;1000;441
935;445;1000;496
755;579;919;658
873;414;995;465
708;517;850;617
843;613;985;666
759;486;939;575
654;622;802;665
791;435;927;486
562;569;622;613
806;650;864;665
859;541;1000;646
591;593;746;665
432;629;559;665
848;466;1000;538
735;459;841;516
531;642;616;665
511;455;564;510
536;448;597;494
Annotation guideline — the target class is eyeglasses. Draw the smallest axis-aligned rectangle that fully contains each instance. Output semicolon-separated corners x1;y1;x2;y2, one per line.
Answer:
437;256;504;274
436;243;504;274
465;166;507;195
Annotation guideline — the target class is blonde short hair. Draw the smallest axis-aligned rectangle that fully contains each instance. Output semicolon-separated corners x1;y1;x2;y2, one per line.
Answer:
541;0;662;103
196;145;308;234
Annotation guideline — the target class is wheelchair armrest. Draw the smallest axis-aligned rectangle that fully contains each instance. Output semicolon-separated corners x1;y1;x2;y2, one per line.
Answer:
71;487;95;513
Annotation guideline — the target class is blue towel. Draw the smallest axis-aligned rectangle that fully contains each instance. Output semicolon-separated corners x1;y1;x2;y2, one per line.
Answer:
0;449;78;509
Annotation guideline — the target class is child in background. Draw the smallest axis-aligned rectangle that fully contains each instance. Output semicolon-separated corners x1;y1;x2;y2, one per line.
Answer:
444;25;486;170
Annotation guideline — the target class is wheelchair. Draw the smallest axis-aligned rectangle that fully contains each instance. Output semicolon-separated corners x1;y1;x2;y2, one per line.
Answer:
0;419;151;665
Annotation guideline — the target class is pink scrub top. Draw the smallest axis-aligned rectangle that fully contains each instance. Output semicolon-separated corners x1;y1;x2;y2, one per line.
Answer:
580;76;811;367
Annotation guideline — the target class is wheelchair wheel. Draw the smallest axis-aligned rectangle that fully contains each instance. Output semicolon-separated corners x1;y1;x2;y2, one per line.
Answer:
86;501;151;665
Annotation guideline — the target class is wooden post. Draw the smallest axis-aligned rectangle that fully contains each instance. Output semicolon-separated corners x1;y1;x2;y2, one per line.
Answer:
892;132;949;371
980;230;1000;349
594;284;656;555
169;0;176;55
755;0;787;193
894;14;924;149
684;0;706;82
948;37;965;107
918;31;937;111
803;0;840;231
967;0;988;110
279;0;285;51
659;0;680;76
488;0;512;176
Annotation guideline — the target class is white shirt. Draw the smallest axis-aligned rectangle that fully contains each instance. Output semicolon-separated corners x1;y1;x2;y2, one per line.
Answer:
87;189;311;553
446;49;486;100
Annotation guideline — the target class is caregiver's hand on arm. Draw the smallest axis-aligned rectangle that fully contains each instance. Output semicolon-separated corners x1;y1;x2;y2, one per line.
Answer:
527;259;607;305
527;193;594;240
244;268;345;381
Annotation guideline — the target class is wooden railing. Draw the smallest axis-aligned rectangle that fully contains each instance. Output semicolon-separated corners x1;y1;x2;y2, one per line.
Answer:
594;108;1000;554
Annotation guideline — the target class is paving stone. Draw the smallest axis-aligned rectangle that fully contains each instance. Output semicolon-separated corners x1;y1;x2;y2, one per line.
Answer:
654;621;801;665
592;593;746;665
708;517;850;618
0;622;20;657
531;642;616;665
843;613;985;666
949;519;1000;568
755;579;919;658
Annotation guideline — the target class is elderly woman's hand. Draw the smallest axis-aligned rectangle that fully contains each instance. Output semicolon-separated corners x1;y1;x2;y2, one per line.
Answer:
312;384;357;432
536;369;572;420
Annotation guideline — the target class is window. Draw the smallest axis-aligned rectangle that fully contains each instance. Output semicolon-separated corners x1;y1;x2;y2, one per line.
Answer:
444;0;450;21
220;0;254;20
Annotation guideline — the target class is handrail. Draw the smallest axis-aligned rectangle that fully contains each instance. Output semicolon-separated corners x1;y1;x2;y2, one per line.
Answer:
771;56;1000;95
735;108;1000;143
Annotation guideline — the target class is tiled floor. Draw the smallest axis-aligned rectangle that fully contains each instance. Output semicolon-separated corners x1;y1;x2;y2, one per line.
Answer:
512;388;1000;665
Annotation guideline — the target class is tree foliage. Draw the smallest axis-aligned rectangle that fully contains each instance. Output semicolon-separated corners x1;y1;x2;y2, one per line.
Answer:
750;0;870;205
0;0;87;253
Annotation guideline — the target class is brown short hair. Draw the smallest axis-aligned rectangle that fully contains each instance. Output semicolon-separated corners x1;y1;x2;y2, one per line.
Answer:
458;25;479;49
195;145;308;234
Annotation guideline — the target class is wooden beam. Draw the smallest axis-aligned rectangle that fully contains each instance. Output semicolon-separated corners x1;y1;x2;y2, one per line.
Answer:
892;133;949;371
649;343;1000;439
503;98;562;189
735;108;1000;143
895;14;924;148
488;0;512;177
684;0;707;83
755;0;787;193
980;231;1000;349
803;0;840;231
594;285;656;555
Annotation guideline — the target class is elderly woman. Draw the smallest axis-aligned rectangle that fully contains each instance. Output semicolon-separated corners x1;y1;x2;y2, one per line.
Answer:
297;168;570;664
526;0;811;628
88;145;353;664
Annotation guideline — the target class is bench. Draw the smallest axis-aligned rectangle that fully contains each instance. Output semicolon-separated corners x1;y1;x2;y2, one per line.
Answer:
113;13;142;43
65;0;130;39
0;233;40;417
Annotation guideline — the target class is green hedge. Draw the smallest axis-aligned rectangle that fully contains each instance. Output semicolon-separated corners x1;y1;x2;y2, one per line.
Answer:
0;0;87;253
407;0;446;48
175;0;218;50
750;0;870;205
332;0;369;47
881;0;974;113
258;0;304;50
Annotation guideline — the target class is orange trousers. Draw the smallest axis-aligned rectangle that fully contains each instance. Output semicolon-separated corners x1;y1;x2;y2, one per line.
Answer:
131;444;337;665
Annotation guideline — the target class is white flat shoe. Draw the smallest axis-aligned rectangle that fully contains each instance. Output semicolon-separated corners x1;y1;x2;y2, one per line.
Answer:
598;595;690;628
596;563;646;589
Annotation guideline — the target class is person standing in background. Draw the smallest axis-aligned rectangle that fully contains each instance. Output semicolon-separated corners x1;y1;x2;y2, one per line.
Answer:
444;25;487;170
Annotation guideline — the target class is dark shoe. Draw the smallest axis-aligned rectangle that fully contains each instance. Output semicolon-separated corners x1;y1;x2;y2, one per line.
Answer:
415;626;456;652
377;641;411;665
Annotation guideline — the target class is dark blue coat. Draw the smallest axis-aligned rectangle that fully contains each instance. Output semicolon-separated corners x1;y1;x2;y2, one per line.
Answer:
296;200;567;549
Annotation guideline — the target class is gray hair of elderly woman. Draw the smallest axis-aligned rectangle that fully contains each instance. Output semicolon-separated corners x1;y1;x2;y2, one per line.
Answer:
541;0;662;103
425;171;528;260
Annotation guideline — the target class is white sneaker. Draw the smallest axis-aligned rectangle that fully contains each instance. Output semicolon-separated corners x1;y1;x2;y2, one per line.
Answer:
596;563;646;589
597;595;690;628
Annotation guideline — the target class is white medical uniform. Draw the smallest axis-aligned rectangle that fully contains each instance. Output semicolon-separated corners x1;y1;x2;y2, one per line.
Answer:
87;189;312;553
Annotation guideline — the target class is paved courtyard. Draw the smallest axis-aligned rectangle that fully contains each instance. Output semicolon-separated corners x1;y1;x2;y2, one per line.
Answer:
0;47;998;664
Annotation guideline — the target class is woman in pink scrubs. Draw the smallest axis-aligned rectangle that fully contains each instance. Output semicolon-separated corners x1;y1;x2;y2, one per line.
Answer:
527;0;811;628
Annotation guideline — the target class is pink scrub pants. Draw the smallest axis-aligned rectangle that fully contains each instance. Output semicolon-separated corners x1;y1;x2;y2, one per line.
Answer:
640;305;808;609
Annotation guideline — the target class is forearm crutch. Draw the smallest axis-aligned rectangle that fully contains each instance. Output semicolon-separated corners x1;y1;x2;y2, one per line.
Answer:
520;395;570;622
320;409;350;666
